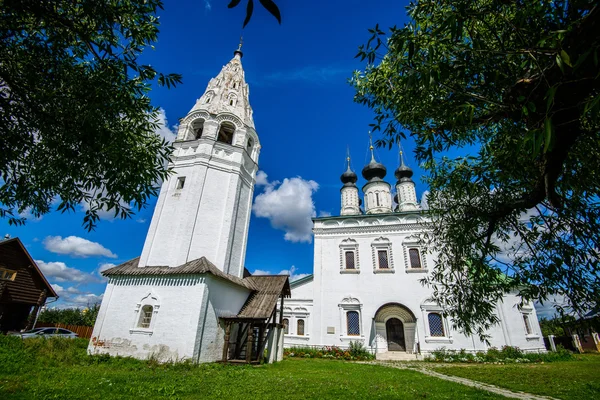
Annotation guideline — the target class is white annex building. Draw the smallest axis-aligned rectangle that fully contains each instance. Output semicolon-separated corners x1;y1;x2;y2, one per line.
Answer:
89;46;545;363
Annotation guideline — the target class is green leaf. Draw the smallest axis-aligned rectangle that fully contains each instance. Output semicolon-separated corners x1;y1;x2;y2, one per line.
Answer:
259;0;282;24
243;0;254;28
560;50;572;67
227;0;242;8
543;118;552;153
546;86;557;112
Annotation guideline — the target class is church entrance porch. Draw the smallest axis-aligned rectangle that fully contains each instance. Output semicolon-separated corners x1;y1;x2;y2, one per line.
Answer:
373;303;417;356
386;318;406;351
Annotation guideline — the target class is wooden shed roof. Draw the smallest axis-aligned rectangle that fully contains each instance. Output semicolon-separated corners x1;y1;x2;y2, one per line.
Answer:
236;275;291;319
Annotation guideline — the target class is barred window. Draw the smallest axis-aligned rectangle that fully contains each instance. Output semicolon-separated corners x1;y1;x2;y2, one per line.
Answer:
347;311;360;336
283;318;289;334
523;314;532;335
345;251;355;269
409;248;422;268
138;305;153;329
428;313;445;337
297;319;305;336
378;250;389;269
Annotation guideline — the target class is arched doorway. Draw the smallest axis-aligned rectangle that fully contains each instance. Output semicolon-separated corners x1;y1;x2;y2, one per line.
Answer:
373;303;417;353
386;318;405;351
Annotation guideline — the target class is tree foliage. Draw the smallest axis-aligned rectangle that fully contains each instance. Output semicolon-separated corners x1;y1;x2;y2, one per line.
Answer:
353;0;600;340
0;0;182;230
37;303;100;327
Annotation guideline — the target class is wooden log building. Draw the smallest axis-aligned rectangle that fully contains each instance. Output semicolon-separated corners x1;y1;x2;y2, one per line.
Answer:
0;237;58;332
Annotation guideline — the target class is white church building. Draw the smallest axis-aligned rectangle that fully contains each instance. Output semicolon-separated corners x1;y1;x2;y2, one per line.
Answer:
89;46;545;363
282;151;546;358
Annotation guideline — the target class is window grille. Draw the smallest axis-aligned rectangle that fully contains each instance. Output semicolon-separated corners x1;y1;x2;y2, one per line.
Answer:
523;314;532;335
409;248;422;268
347;311;360;336
297;319;305;336
428;313;445;337
283;318;289;334
139;305;153;329
345;251;355;269
378;250;389;269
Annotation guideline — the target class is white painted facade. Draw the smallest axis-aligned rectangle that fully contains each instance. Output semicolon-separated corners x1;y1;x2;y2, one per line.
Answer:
282;155;546;357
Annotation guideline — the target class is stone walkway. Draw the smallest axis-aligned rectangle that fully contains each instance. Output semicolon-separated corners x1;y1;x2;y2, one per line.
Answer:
364;361;560;400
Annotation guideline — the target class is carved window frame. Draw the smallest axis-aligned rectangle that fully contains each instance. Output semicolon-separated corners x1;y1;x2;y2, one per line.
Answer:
403;235;428;273
520;304;540;339
130;292;160;335
338;296;364;340
371;237;394;273
420;303;452;343
339;238;360;274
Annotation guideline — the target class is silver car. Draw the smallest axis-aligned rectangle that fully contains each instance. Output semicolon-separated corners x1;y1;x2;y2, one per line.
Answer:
15;327;78;338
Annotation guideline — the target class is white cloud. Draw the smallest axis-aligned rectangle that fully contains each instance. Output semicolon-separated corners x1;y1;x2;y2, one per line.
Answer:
252;172;319;243
318;210;332;218
204;0;212;11
255;170;270;187
98;262;116;276
154;107;177;144
43;236;117;258
37;260;98;283
18;207;43;222
50;284;103;308
252;265;310;282
136;218;147;223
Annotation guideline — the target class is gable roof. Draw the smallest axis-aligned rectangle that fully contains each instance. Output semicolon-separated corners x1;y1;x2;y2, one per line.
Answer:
0;238;58;298
102;256;252;290
236;275;291;319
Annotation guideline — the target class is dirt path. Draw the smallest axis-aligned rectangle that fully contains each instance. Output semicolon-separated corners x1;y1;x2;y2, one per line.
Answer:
364;361;560;400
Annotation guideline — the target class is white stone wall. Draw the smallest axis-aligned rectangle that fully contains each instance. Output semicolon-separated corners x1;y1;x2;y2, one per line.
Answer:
282;278;314;347
284;213;545;354
88;275;207;361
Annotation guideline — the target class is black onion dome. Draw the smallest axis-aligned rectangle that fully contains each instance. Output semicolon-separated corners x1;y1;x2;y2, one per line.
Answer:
340;166;358;185
395;164;413;181
362;159;387;181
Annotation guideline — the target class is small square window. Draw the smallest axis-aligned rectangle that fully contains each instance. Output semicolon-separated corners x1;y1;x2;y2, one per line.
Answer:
176;177;186;190
0;268;17;281
378;250;389;269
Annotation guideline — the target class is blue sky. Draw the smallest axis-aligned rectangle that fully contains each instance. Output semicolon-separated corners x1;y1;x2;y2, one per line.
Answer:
2;1;431;308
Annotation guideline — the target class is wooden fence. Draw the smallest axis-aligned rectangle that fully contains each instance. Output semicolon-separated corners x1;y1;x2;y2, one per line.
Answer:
35;322;93;339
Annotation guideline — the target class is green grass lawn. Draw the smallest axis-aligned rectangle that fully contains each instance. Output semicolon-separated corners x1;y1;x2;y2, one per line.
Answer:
433;354;600;400
0;337;503;400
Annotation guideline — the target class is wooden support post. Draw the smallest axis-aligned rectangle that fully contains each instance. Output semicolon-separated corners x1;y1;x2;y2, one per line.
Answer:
246;323;254;363
279;295;284;325
257;325;265;361
222;321;231;362
25;289;46;331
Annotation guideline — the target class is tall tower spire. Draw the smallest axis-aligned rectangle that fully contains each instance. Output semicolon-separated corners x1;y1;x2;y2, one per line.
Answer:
340;148;360;216
361;132;392;214
394;144;420;212
139;46;260;277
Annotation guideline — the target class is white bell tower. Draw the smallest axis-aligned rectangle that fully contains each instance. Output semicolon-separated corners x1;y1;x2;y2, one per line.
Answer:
138;44;260;277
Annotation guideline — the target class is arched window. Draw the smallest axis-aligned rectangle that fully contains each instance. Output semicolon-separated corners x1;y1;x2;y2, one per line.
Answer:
297;319;305;336
192;119;204;139
409;248;422;268
138;305;153;329
204;91;214;104
428;313;444;337
346;311;360;336
247;137;253;152
227;93;238;107
283;318;289;334
217;122;235;145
